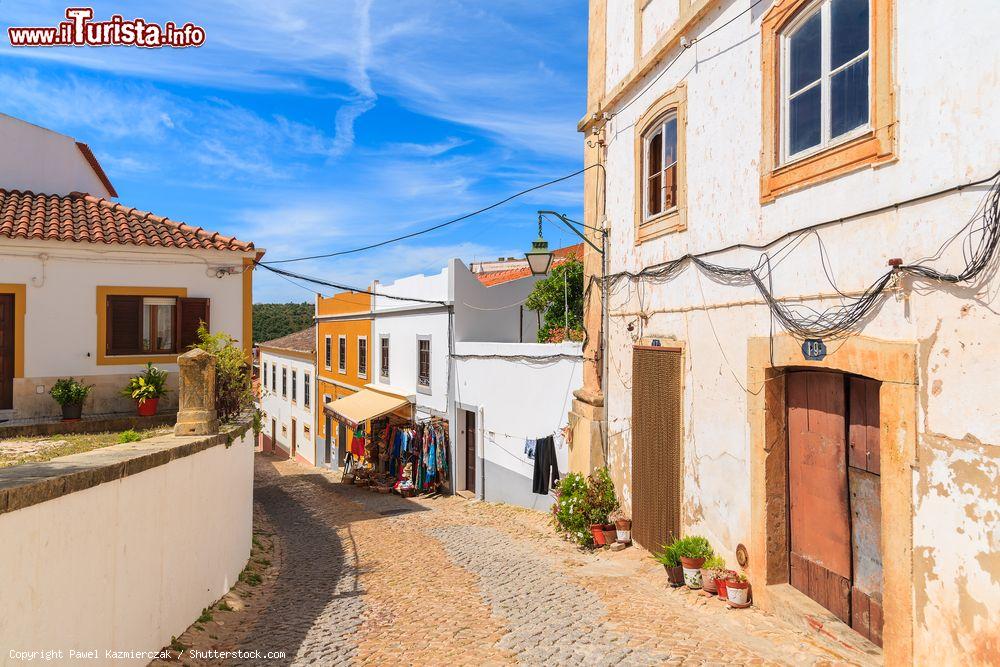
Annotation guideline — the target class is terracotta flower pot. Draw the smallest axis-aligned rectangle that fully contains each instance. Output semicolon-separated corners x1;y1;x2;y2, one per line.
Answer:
602;528;618;545
137;397;159;417
664;564;685;587
727;580;751;607
701;569;718;594
590;524;607;546
716;578;729;600
614;519;632;543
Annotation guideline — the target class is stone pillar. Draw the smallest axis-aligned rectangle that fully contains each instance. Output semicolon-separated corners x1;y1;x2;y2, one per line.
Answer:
174;348;219;437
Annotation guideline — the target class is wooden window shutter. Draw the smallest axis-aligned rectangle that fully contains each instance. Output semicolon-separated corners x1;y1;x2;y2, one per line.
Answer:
177;297;210;351
107;295;142;355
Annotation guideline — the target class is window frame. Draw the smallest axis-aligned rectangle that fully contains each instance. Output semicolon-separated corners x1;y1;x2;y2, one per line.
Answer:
779;0;872;166
281;366;288;398
338;335;347;374
357;335;368;379
379;334;390;382
324;335;332;370
416;335;431;394
303;373;311;409
291;368;297;403
263;361;268;390
760;0;895;203
633;83;687;244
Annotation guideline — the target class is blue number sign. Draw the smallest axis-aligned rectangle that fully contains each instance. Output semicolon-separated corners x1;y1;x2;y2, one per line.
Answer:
802;338;827;361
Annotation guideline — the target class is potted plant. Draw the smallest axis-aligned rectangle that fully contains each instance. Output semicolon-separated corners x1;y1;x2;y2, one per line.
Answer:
610;508;632;544
584;468;619;547
120;363;169;416
50;377;92;421
716;569;737;601
653;542;685;587
674;535;714;589
701;554;725;594
727;572;751;608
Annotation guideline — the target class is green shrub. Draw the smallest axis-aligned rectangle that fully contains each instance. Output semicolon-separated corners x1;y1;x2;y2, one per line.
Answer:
49;378;92;406
118;429;142;444
653;542;681;568
704;554;726;570
672;535;714;560
583;467;620;525
193;324;253;422
552;472;591;546
525;257;584;342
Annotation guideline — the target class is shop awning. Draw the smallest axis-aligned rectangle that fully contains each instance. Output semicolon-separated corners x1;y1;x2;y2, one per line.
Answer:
323;388;411;429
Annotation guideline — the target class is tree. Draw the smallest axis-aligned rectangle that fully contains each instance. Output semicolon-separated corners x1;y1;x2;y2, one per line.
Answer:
193;324;253;422
525;257;584;342
252;302;313;343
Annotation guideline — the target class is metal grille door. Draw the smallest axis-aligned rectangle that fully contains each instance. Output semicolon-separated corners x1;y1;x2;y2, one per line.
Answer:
631;346;682;553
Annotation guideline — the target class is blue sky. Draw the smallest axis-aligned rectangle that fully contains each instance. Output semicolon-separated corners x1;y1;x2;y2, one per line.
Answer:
0;1;588;302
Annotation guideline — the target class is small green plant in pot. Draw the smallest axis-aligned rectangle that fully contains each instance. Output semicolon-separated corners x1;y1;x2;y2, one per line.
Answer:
653;541;685;587
673;535;714;589
726;572;751;608
701;554;726;594
120;363;169;416
584;467;620;546
50;378;92;420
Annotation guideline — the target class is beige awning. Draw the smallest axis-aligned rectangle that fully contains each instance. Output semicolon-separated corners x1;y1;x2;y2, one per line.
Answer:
323;388;411;429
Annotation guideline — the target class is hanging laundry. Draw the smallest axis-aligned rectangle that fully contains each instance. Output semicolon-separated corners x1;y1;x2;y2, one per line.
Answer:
531;435;560;495
524;438;537;460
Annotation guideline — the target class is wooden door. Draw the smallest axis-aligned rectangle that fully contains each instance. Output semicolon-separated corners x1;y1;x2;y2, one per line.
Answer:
631;346;682;552
291;418;297;457
0;295;13;410
324;415;333;467
788;371;852;624
270;418;276;453
465;410;477;493
337;422;347;466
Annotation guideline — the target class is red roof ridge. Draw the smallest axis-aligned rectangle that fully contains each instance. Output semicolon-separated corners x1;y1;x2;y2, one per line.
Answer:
74;142;118;198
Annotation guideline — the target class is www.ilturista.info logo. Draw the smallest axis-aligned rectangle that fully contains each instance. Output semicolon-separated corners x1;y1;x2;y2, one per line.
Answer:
8;7;206;48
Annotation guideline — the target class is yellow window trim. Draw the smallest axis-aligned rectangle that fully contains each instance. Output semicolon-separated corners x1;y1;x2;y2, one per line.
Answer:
634;82;688;244
759;0;896;204
95;286;187;366
0;284;26;378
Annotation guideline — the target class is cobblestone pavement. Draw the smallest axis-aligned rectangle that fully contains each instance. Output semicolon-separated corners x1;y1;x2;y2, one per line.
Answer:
167;454;872;666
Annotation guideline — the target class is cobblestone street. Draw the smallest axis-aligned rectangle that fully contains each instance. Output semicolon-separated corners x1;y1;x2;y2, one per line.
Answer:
168;454;872;666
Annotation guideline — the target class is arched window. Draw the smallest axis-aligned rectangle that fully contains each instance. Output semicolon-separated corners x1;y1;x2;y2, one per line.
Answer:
642;111;678;220
634;83;687;243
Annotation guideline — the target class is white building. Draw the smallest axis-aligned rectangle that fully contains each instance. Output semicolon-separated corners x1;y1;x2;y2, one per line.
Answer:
0;114;258;420
572;0;1000;662
258;326;316;465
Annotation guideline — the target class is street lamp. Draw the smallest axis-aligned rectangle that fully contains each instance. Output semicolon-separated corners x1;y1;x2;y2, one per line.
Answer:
525;214;554;275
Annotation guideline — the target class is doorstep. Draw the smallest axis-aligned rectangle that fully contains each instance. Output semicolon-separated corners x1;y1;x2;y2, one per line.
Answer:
764;584;883;665
454;489;476;500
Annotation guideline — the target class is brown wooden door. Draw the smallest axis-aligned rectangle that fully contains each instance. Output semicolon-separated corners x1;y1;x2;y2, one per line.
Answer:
291;418;297;458
337;423;347;466
465;410;477;493
788;371;852;624
0;295;13;410
788;372;884;646
631;346;682;553
270;418;276;453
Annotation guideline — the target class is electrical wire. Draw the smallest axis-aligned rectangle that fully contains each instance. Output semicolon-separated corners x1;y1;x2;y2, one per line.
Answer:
261;165;603;265
257;263;447;305
600;169;1000;339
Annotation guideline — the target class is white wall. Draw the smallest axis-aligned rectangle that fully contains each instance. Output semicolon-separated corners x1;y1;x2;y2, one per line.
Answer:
259;350;316;465
452;260;541;344
0;114;114;198
453;342;579;510
0;431;254;666
597;0;1000;659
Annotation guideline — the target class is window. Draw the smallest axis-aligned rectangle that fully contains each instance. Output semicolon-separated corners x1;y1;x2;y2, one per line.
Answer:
291;369;297;402
282;367;287;398
358;336;367;378
643;113;678;220
324;335;332;370
338;335;347;373
304;373;311;408
380;335;390;381
103;293;209;358
633;83;687;243
271;364;276;393
760;0;894;202
417;336;431;391
263;362;268;390
783;0;870;162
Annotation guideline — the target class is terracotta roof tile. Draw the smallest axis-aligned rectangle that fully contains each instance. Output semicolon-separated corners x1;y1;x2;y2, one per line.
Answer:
475;243;583;286
258;325;315;354
0;189;254;252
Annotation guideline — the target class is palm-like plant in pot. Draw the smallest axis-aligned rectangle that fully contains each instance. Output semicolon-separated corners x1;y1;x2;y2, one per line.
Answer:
653;542;685;587
120;363;169;416
50;378;92;420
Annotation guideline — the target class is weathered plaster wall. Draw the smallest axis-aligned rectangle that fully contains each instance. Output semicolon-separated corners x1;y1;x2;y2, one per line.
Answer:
604;0;636;93
595;0;1000;659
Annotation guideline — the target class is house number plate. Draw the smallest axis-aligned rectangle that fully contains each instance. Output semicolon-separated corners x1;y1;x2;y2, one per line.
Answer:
802;338;827;361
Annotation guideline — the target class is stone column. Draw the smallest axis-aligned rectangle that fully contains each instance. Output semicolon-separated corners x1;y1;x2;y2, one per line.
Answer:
174;348;219;436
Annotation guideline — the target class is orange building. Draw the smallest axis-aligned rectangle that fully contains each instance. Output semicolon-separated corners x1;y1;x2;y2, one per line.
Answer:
314;289;373;468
